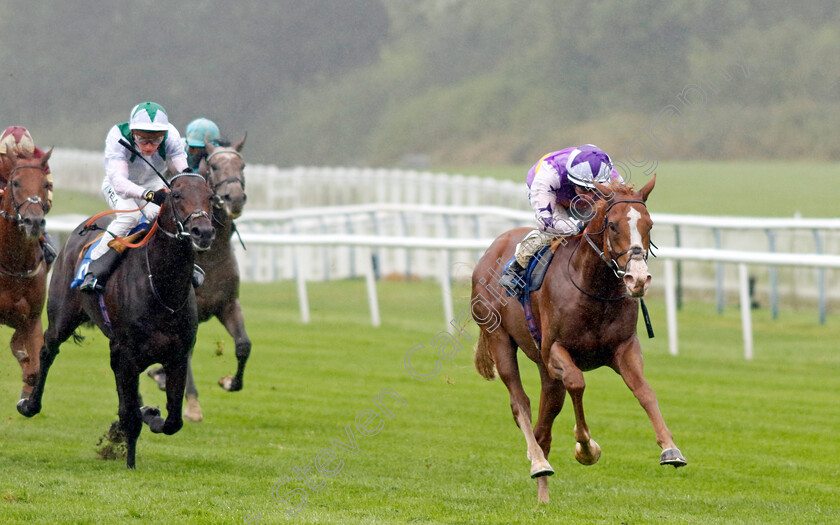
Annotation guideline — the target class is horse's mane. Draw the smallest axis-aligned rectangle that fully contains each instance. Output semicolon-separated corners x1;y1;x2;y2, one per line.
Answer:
589;182;638;227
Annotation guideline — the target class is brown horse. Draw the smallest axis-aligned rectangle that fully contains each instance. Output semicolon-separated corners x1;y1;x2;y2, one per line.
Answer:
0;149;53;402
18;173;216;469
470;175;685;503
148;135;251;422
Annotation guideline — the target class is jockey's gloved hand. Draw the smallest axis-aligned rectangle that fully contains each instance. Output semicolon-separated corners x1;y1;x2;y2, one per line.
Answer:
143;189;169;206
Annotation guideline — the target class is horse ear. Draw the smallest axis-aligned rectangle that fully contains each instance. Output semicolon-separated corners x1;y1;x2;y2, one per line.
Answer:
233;132;247;153
592;181;616;201
40;147;53;165
204;138;216;154
638;174;656;202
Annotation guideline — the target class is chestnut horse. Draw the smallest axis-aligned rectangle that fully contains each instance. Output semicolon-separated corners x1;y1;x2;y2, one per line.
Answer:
0;149;53;402
17;173;216;469
470;176;686;503
148;136;251;422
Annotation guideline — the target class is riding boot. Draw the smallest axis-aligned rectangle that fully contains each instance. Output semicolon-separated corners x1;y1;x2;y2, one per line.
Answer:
192;264;205;288
40;233;58;266
80;247;122;293
499;260;527;295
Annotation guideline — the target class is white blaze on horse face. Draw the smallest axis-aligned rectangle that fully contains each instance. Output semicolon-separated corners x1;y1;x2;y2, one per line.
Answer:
627;207;643;249
624;207;651;296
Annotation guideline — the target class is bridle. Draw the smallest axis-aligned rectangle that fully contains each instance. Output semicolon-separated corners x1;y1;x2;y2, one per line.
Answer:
205;149;245;200
154;173;212;241
0;164;50;226
146;172;212;313
568;198;652;302
202;149;247;249
582;199;649;278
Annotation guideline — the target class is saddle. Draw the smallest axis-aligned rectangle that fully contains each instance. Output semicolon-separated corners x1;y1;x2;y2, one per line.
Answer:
503;238;565;347
70;221;151;289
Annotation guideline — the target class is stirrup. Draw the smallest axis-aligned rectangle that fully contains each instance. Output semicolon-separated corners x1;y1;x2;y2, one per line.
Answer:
42;241;58;266
499;263;526;295
192;265;205;288
79;273;103;293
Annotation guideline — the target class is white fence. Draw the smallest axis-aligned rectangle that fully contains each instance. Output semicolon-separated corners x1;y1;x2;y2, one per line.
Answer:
45;148;838;322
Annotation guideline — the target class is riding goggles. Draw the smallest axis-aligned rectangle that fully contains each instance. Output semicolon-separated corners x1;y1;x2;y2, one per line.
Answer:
132;133;166;146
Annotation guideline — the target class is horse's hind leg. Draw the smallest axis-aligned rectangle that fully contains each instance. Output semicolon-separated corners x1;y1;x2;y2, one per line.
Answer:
610;337;686;467
547;341;601;466
216;299;251;392
479;329;554;484
532;365;567;503
182;351;202;422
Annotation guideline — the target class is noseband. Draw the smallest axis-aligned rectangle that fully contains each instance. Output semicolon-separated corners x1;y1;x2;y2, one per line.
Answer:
0;165;49;226
582;199;649;278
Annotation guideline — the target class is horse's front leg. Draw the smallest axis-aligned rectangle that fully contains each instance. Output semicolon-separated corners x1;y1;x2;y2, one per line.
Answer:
112;349;143;469
610;335;687;467
546;341;601;465
17;317;70;417
11;318;43;400
217;299;251;392
145;357;186;436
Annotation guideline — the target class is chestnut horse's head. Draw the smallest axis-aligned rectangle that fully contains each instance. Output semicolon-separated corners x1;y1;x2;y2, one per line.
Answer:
158;173;216;251
202;134;247;219
2;148;53;239
590;175;656;298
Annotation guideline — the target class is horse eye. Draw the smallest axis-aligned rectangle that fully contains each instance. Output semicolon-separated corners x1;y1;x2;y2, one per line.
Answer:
609;223;617;232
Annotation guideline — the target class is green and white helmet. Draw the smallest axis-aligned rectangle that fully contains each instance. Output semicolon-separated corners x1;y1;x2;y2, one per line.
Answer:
129;102;170;132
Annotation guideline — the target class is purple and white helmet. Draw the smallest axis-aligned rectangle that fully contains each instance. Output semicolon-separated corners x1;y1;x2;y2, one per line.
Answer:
565;144;613;189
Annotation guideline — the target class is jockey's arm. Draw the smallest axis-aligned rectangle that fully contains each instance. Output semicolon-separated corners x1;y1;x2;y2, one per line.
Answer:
530;169;582;237
105;158;146;200
165;141;189;175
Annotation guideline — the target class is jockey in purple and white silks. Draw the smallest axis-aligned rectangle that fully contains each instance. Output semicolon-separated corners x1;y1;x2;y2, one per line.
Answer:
498;144;625;294
80;102;190;293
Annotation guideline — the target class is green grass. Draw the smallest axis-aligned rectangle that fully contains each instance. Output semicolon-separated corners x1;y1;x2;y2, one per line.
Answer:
439;160;840;217
0;280;838;524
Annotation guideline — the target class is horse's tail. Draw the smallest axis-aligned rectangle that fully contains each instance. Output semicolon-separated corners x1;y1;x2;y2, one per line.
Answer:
71;329;85;345
474;330;497;380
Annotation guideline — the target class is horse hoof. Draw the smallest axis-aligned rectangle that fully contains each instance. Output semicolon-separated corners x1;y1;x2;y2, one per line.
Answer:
660;448;687;468
574;439;602;465
183;397;203;422
530;459;555;478
16;398;38;418
218;376;237;391
140;405;161;422
146;369;166;391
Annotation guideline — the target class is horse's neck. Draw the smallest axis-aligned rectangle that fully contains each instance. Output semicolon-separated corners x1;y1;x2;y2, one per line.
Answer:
213;207;235;242
570;232;623;293
146;226;194;280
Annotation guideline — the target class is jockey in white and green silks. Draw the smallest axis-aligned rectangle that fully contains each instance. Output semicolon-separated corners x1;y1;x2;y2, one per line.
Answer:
499;144;625;294
80;102;190;293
